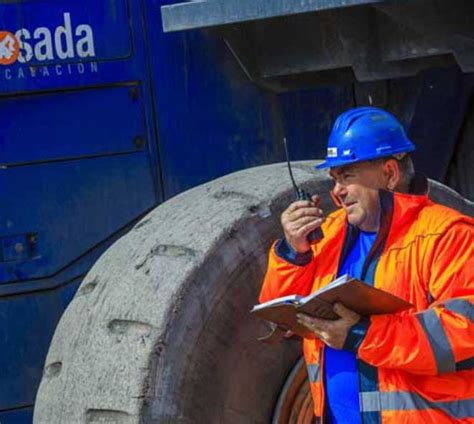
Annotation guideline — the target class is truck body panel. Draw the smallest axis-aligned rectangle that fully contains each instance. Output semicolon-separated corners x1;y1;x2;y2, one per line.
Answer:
0;0;473;421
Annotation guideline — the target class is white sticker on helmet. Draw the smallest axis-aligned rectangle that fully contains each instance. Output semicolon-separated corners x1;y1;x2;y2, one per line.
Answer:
342;149;352;156
327;147;338;158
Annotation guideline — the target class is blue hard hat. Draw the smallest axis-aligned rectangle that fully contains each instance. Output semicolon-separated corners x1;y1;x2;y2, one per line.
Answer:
316;106;416;169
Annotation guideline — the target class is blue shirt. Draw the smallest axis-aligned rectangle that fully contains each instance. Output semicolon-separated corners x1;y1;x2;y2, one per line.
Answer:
324;230;376;423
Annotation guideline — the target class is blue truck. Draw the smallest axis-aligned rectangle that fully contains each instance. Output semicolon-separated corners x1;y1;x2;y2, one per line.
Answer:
1;0;474;422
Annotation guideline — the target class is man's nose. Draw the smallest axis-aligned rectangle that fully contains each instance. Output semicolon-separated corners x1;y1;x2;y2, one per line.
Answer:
333;181;347;198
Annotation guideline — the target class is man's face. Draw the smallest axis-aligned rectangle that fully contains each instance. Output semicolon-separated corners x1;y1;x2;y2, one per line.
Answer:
329;161;389;232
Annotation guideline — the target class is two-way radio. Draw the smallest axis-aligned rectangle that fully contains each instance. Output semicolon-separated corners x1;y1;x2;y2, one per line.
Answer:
283;137;324;243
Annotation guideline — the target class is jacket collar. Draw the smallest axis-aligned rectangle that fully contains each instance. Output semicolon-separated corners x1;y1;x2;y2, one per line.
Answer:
385;173;430;231
337;174;430;281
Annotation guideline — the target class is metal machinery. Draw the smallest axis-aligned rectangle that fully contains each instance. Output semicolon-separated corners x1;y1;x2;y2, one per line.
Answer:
1;0;474;422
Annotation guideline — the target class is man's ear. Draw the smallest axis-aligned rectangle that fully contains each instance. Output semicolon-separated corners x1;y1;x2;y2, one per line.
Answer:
383;159;401;191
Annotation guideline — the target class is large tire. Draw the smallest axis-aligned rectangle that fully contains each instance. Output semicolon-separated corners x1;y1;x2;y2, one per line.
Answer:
34;163;474;424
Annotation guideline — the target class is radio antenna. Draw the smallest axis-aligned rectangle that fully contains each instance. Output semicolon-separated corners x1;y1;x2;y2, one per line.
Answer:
283;137;300;198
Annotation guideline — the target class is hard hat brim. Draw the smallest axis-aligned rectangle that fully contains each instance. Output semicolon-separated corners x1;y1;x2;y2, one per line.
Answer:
315;161;331;170
315;158;356;170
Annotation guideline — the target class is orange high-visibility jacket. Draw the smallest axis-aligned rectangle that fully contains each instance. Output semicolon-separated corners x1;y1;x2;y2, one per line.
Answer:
260;184;474;423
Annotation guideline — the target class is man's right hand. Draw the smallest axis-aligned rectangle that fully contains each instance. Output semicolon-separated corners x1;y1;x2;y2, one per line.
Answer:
281;195;324;253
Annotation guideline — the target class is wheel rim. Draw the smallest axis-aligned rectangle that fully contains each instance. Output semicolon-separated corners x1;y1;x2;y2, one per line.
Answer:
273;356;314;424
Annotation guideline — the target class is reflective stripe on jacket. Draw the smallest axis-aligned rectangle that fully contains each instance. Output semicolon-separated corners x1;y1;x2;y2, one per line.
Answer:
260;185;474;423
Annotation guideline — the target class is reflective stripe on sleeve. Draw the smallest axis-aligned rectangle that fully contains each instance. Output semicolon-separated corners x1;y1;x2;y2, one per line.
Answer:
444;299;474;323
416;309;455;373
306;363;320;383
456;356;474;371
359;391;474;419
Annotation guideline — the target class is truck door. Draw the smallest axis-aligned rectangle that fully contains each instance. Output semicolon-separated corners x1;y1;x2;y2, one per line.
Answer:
0;0;161;421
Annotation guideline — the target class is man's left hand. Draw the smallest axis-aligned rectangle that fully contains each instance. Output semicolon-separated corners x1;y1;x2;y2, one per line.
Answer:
296;303;361;349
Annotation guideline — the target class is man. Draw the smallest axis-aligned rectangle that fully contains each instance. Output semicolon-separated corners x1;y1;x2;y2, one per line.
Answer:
259;107;474;423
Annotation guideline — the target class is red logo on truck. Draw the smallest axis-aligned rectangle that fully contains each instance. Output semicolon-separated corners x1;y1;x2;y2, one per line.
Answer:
0;31;20;65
